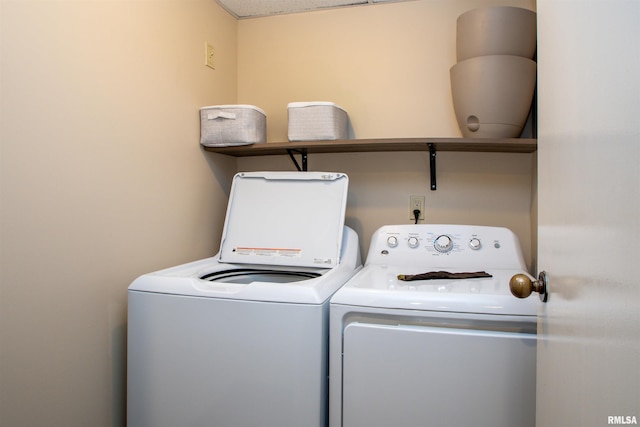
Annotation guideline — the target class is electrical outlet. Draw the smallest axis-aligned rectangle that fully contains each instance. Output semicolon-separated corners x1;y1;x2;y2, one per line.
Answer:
409;195;425;220
205;43;215;69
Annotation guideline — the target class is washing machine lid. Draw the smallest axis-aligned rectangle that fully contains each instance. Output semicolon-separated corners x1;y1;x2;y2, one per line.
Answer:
219;171;349;268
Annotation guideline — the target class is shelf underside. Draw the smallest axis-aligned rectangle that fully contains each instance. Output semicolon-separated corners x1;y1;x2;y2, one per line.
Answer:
203;138;537;157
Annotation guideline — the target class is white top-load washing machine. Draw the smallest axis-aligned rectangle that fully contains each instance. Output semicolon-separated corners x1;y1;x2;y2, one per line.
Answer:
329;224;539;427
128;171;361;427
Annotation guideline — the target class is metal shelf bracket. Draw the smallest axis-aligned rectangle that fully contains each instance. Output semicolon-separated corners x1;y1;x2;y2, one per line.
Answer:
429;143;437;190
287;148;308;171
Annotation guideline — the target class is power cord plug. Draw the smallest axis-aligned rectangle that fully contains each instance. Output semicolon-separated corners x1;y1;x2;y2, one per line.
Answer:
413;209;421;225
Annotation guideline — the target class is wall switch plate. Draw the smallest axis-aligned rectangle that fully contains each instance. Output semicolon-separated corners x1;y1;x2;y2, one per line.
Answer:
205;43;215;69
409;195;425;220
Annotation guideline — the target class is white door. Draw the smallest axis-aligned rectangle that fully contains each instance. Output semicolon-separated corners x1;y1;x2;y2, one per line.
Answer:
536;1;640;426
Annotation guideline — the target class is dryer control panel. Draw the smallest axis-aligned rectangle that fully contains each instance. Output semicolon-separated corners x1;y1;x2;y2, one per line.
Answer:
367;224;527;270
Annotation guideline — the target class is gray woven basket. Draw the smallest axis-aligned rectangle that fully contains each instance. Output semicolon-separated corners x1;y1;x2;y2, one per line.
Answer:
200;105;266;146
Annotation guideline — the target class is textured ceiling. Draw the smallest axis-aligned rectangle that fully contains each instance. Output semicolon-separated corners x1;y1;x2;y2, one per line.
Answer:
216;0;412;19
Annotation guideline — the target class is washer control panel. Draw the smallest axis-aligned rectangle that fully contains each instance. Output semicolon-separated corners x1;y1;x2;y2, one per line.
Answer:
371;224;526;270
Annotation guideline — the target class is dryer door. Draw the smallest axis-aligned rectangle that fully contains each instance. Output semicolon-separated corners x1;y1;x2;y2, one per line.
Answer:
341;322;536;427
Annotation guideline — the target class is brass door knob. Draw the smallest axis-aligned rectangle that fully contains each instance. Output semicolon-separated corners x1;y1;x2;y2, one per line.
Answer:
509;271;549;302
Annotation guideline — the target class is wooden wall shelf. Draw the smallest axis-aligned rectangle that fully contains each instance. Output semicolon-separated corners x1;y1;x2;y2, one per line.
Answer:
202;138;537;157
203;138;537;190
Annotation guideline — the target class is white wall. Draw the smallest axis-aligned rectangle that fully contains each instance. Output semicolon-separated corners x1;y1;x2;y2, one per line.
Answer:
0;0;540;424
0;1;237;425
236;0;537;265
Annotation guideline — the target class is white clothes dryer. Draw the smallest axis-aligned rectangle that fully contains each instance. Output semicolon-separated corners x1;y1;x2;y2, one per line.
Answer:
128;172;361;427
329;224;539;427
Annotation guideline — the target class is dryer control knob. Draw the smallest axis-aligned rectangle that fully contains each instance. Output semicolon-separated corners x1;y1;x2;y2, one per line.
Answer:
469;238;482;250
434;235;453;253
407;236;420;248
387;236;398;248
